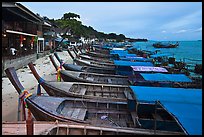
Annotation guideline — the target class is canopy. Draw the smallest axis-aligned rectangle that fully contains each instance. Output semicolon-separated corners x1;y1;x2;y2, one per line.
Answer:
140;73;192;82
120;56;152;62
114;60;154;66
130;86;202;135
112;48;125;50
110;50;128;55
131;66;168;73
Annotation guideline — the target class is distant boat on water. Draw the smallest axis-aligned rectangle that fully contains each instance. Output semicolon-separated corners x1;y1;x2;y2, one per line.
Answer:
152;42;179;48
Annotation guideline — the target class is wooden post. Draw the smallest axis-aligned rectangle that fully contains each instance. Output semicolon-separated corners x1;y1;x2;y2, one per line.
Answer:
26;109;34;135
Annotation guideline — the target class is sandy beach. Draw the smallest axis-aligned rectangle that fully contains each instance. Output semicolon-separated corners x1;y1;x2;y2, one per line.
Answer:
2;51;73;122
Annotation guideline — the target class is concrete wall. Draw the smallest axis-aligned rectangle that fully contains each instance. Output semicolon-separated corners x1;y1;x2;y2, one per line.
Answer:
2;54;37;77
2;50;50;77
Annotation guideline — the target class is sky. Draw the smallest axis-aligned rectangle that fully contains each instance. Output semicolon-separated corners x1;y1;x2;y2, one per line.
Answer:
21;2;202;41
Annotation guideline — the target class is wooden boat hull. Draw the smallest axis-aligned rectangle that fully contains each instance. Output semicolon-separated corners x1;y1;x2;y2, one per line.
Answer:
74;58;115;70
84;51;113;59
40;123;185;135
153;43;179;48
3;121;185;135
63;63;116;74
54;52;116;73
60;70;130;85
5;67;187;135
78;54;113;64
26;96;186;135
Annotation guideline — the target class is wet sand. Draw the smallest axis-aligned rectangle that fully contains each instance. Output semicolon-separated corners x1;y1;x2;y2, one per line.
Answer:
2;51;73;122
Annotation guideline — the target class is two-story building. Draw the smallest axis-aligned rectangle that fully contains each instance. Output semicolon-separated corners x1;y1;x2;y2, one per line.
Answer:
2;2;53;76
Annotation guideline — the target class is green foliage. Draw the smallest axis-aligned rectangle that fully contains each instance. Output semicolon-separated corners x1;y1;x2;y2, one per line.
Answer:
51;12;147;42
62;12;80;20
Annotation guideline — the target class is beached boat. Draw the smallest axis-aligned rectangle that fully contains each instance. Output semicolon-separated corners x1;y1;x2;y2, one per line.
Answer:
68;48;114;64
4;67;187;135
28;62;134;101
54;52;116;70
49;55;129;85
80;49;113;59
3;121;183;135
55;52;155;74
50;56;200;88
129;73;201;88
78;44;111;54
54;52;156;77
70;47;153;64
152;42;179;48
39;122;183;135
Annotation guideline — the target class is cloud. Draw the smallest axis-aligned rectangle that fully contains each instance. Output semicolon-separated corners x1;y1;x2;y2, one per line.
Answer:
161;30;166;33
160;9;202;31
194;27;202;32
174;29;188;34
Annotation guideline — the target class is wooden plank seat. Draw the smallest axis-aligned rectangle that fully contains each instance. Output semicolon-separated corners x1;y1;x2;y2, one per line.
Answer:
79;88;87;95
131;112;141;127
67;108;87;120
108;78;112;84
152;113;163;121
123;91;133;100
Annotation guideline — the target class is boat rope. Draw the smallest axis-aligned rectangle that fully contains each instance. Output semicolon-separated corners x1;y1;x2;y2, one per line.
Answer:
18;89;32;121
60;61;65;69
57;66;61;82
37;78;45;96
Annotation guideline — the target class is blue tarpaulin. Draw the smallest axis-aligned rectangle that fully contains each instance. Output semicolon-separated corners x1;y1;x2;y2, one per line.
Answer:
114;60;154;66
110;50;128;55
130;86;202;135
140;73;192;82
120;57;152;62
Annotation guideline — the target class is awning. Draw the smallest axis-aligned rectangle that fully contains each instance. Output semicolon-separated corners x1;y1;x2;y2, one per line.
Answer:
131;66;168;73
140;73;192;82
130;86;202;135
6;30;37;37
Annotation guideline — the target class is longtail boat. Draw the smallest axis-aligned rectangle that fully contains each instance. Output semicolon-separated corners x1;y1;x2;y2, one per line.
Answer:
40;122;183;135
50;55;200;88
54;52;116;71
49;55;129;85
2;121;183;135
72;56;116;69
68;48;114;64
56;52;155;72
73;46;152;63
4;67;187;135
73;45;113;59
28;62;134;101
82;50;113;59
152;42;179;48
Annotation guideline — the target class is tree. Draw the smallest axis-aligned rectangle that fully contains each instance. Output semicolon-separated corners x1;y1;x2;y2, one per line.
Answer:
62;12;80;20
51;12;137;41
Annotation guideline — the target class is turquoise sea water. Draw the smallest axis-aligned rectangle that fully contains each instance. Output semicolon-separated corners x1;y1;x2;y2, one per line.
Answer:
132;40;202;65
